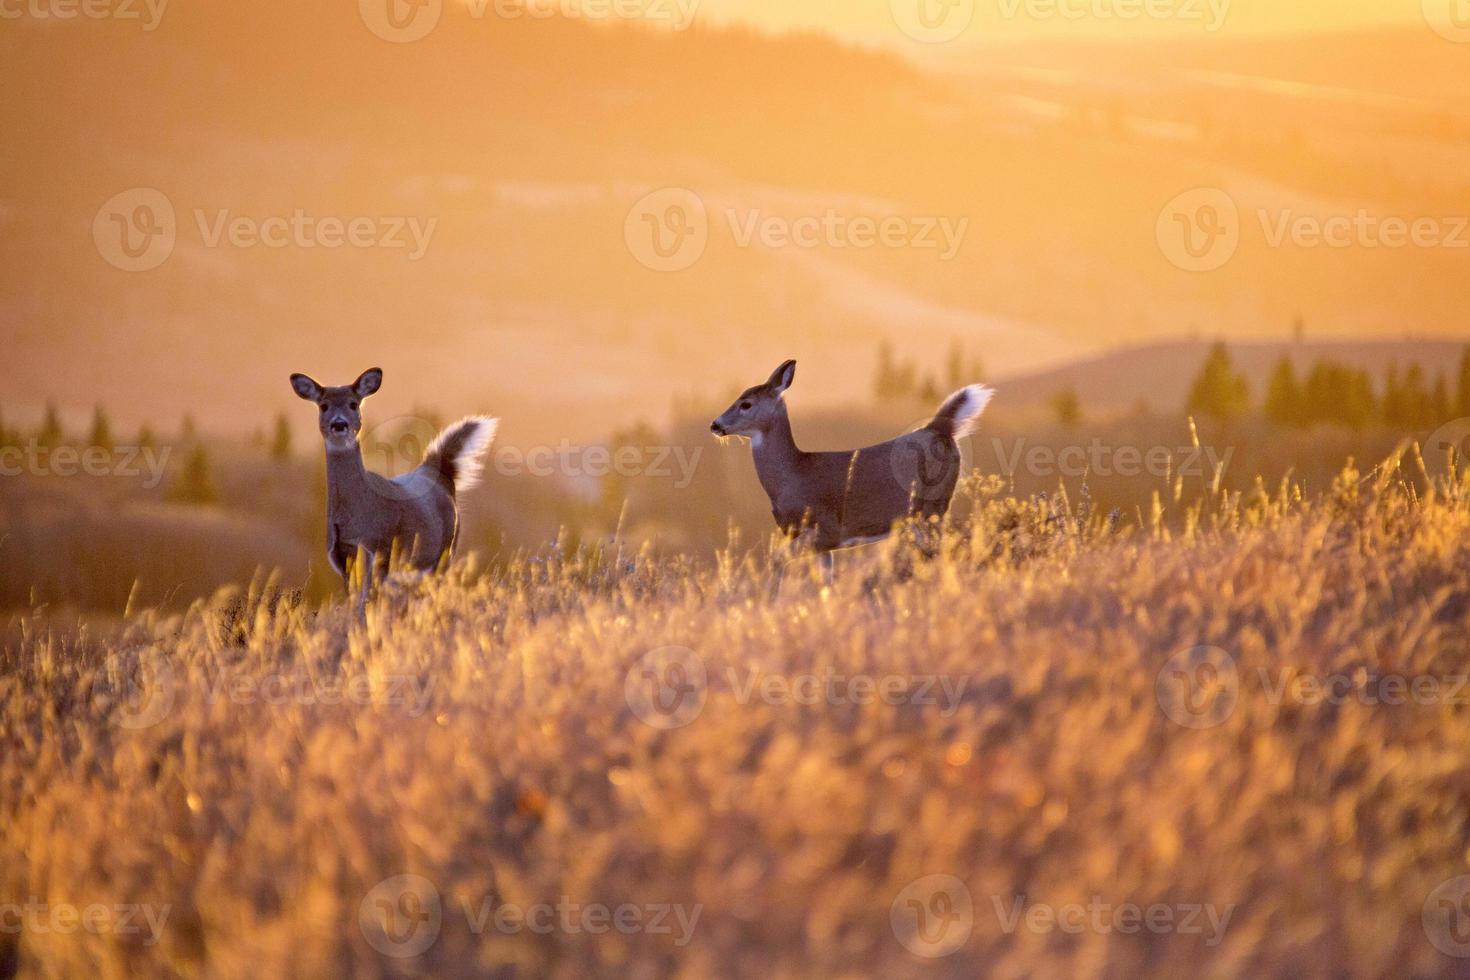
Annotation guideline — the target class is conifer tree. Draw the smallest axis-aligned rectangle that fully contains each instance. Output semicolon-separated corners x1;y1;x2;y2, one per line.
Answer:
1456;346;1470;418
270;413;293;461
1050;387;1082;428
1185;342;1249;422
1264;357;1304;427
88;404;114;452
169;444;217;504
36;403;64;450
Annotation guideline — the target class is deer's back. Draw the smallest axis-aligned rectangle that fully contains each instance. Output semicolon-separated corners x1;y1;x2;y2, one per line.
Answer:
345;469;458;567
782;430;961;545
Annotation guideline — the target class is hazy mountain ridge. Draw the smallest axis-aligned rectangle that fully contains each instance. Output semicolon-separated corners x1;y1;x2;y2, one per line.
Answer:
992;337;1469;416
1;13;1465;440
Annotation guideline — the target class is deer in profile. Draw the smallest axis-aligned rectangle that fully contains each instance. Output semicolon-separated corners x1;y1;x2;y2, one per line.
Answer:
290;368;496;604
710;359;993;583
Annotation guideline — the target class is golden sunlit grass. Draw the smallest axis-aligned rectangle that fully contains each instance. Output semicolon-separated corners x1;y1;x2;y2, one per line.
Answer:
5;450;1470;977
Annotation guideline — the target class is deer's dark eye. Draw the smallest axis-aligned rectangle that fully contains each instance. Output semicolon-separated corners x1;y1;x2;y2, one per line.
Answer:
349;402;359;411
319;403;328;413
740;401;753;411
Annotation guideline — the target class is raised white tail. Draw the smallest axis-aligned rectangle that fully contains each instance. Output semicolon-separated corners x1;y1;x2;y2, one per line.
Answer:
927;384;995;441
423;416;498;495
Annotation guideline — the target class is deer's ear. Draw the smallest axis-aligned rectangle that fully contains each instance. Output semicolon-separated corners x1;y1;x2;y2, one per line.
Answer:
353;368;384;399
767;359;796;395
290;373;323;401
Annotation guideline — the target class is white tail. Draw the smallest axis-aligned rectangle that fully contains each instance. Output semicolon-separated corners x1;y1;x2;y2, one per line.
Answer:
932;384;996;441
423;416;498;495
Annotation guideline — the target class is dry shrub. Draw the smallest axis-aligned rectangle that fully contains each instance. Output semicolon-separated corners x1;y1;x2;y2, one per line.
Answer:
3;453;1470;978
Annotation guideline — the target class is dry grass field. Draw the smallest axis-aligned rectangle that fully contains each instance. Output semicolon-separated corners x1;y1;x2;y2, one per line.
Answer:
5;449;1470;978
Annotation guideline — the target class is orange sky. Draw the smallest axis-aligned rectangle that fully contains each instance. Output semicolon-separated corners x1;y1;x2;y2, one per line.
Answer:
699;0;1428;44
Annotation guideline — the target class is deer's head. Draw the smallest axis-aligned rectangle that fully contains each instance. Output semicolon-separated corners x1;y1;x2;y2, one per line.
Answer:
710;360;795;440
290;368;383;453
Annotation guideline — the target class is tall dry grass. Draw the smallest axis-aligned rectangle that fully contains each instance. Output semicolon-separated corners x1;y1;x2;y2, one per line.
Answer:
4;451;1470;978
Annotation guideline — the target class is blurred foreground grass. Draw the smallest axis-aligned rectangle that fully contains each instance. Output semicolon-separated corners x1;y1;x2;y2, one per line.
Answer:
4;450;1470;978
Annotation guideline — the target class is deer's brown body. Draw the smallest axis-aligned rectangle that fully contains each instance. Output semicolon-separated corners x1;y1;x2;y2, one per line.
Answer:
712;360;993;571
291;368;496;602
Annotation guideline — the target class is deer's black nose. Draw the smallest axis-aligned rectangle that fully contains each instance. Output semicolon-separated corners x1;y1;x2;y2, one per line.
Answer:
710;422;725;435
330;421;349;434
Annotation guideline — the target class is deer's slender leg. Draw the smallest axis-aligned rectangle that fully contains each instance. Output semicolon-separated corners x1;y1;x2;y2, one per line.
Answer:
768;536;792;600
769;531;808;599
818;549;835;586
910;517;941;561
356;548;375;611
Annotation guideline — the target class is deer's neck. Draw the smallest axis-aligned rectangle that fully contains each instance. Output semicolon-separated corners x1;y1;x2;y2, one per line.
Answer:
325;445;370;517
752;405;803;504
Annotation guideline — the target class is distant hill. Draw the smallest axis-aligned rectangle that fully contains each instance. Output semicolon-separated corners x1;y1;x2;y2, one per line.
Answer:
3;13;1467;443
993;339;1468;417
